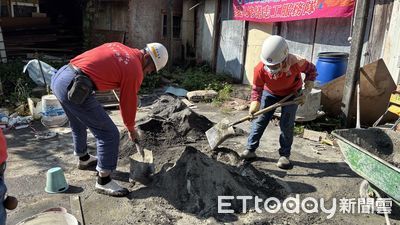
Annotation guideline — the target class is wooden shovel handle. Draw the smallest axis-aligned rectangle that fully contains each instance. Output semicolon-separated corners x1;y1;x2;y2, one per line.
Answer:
230;93;296;126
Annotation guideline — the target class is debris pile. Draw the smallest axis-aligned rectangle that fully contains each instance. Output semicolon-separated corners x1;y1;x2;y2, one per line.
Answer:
149;146;286;218
337;128;400;168
119;95;286;219
119;95;213;157
0;109;33;130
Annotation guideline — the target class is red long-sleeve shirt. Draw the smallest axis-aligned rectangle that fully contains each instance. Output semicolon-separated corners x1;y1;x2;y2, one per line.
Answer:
0;129;7;165
251;54;317;101
70;42;144;131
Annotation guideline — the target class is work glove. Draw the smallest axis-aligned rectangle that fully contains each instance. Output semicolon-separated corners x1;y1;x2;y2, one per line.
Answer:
249;101;261;118
128;128;139;142
295;81;314;105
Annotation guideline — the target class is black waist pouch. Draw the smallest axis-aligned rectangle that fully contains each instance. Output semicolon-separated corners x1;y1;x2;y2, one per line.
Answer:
68;74;94;105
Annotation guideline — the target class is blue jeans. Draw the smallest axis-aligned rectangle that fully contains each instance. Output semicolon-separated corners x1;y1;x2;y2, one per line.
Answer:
0;164;6;225
247;90;298;157
51;65;120;173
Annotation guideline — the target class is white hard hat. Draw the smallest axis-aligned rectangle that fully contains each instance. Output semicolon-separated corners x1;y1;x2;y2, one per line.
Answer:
260;35;289;66
146;43;168;72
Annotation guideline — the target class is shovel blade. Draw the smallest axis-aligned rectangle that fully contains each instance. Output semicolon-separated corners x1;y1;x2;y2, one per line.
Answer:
206;118;236;150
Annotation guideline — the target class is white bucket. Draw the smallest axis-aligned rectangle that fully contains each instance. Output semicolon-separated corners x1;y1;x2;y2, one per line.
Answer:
41;95;68;128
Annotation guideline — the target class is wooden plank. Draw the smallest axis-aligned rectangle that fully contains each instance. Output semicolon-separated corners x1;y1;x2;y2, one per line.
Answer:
0;17;50;28
363;0;394;65
5;47;73;52
382;0;400;84
243;22;273;84
70;195;85;225
302;129;327;142
216;20;246;82
4;34;57;43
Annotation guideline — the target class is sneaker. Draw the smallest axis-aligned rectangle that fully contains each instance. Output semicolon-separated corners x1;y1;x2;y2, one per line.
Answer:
77;154;97;170
95;179;129;197
277;156;292;169
239;150;257;159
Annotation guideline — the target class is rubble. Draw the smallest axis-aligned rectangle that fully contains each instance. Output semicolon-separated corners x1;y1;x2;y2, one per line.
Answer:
150;146;286;218
302;129;327;142
119;95;286;219
187;90;218;102
119;95;214;158
336;128;400;168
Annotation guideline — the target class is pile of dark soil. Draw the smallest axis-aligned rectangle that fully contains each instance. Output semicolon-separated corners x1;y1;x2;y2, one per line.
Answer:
120;95;286;219
119;95;213;158
336;128;400;168
150;146;286;218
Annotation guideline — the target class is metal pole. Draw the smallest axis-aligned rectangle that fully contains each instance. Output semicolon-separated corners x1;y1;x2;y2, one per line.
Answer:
341;0;370;127
168;0;173;71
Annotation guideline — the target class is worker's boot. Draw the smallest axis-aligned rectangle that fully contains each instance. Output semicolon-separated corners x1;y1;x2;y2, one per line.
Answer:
95;178;129;197
277;156;292;169
239;150;257;159
78;154;98;170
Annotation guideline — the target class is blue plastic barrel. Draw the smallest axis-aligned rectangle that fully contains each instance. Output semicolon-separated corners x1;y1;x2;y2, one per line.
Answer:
316;52;349;86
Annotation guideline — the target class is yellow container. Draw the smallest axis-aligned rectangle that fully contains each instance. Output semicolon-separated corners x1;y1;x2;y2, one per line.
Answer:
389;93;400;106
388;105;400;116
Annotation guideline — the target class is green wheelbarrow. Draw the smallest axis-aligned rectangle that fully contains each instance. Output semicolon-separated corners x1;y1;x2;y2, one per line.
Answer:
332;128;400;207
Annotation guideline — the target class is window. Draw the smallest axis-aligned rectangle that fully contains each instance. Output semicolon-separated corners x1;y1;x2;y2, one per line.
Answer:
11;2;39;17
172;16;181;39
162;14;168;37
162;14;181;39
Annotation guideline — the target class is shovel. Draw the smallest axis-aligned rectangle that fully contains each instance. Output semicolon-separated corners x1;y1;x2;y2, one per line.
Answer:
112;90;155;184
206;93;298;150
129;139;155;185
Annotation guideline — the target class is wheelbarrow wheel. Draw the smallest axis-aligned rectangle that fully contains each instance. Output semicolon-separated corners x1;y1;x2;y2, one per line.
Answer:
359;180;376;198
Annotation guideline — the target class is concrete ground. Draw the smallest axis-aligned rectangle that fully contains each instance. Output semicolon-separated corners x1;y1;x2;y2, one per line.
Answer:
3;96;400;225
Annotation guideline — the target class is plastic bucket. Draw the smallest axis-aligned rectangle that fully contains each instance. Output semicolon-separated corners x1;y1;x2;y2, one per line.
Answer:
45;167;69;193
316;52;349;86
41;95;68;127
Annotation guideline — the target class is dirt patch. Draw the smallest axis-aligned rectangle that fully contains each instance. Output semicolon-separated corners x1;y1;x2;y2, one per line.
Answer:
335;128;400;168
137;146;286;220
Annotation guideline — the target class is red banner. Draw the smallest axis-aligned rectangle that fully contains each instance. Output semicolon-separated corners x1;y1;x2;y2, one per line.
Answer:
233;0;355;23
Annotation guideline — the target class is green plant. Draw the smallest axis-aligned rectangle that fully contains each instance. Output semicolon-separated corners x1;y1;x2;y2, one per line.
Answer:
212;82;233;106
0;60;36;106
139;72;162;94
293;124;305;136
139;65;234;99
178;65;233;92
13;78;30;104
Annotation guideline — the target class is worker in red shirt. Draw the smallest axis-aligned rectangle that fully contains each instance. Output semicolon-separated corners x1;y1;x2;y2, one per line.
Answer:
51;42;168;196
0;129;18;225
240;35;317;169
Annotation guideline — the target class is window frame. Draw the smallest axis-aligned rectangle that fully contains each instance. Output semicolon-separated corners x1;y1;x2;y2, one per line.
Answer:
161;11;182;40
10;1;39;18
